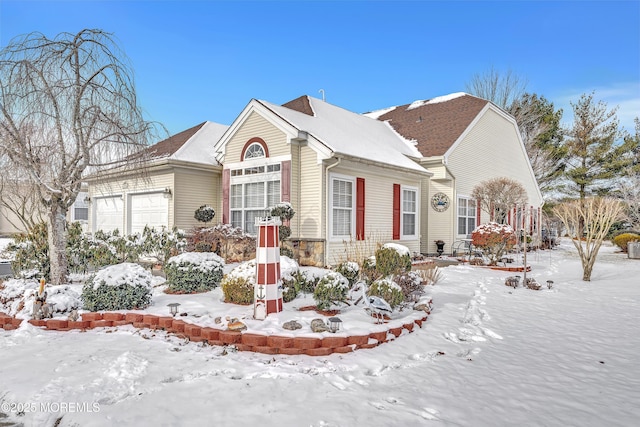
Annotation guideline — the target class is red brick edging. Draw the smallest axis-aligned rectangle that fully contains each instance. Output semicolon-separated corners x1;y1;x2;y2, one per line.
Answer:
0;303;432;356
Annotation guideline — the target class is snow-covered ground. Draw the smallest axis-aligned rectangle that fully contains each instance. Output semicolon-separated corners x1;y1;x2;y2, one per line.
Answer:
1;239;639;427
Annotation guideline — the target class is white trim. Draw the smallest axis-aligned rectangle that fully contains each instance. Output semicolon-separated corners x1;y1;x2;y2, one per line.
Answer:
400;185;419;240
328;173;356;241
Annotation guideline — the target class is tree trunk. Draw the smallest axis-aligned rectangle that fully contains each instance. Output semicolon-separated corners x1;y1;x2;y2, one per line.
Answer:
47;203;68;285
582;255;595;281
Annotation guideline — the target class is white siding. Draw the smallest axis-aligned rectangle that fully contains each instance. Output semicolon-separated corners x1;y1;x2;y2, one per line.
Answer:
447;108;542;207
173;167;219;230
325;160;422;265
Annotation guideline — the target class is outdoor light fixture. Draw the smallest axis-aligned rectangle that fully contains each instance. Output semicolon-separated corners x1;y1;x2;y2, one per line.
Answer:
327;317;342;333
167;302;180;317
547;280;554;289
163;187;172;199
83;196;91;204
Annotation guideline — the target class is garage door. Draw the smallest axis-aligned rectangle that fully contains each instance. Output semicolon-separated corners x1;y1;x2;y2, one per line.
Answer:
94;196;124;233
129;192;169;234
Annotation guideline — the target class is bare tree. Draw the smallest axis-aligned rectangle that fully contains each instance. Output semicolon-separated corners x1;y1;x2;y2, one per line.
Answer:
466;66;528;110
0;29;158;284
471;177;528;223
553;198;625;281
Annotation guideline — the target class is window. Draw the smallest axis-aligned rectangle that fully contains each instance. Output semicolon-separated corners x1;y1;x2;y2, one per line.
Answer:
243;143;265;160
229;175;281;234
73;192;89;222
331;176;355;238
402;188;417;237
458;197;477;235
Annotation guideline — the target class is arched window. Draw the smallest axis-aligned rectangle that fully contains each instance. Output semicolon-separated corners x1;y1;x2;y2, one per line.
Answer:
244;142;265;160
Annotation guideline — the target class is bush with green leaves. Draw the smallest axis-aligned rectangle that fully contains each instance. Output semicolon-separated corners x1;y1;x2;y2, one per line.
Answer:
269;203;295;222
194;205;215;224
369;277;404;309
7;222;50;279
335;261;360;286
81;263;153;311
613;233;640;252
313;271;349;311
141;226;187;266
165;252;225;293
185;224;255;262
374;244;412;277
221;260;256;304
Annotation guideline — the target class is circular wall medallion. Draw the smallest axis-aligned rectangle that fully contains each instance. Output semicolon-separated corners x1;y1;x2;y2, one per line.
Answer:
431;192;450;212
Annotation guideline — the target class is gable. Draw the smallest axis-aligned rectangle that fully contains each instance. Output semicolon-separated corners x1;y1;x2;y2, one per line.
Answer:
447;107;543;205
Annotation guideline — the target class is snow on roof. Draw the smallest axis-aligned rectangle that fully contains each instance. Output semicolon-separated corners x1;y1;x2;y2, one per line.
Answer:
260;97;428;173
172;121;229;165
406;92;468;110
362;105;397;120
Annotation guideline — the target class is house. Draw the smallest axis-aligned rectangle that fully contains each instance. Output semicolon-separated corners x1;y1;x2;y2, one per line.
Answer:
87;93;543;266
86;121;229;234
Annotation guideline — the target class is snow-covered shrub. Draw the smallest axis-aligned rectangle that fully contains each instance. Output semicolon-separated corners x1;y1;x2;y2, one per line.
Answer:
221;260;255;304
613;233;640;252
392;271;425;301
313;271;349;311
298;270;321;294
269;202;295;222
374;244;412;277
82;263;153;311
165;252;224;293
281;257;302;302
334;261;360;286
185;224;255;262
369;277;404;309
7;222;50;279
141;226;186;266
221;256;301;304
0;279;82;318
194;205;215;224
471;222;517;266
414;265;442;286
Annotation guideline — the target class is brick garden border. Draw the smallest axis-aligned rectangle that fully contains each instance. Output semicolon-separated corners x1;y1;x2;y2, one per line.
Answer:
0;304;431;357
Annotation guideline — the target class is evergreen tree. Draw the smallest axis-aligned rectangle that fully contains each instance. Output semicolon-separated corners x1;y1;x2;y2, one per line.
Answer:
562;93;634;200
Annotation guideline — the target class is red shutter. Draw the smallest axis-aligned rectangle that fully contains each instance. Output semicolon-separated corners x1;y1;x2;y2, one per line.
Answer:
222;169;230;224
476;200;481;227
281;160;291;203
393;184;400;240
356;178;365;241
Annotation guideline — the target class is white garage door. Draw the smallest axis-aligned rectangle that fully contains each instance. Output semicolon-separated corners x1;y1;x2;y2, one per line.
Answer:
129;192;169;234
94;196;124;233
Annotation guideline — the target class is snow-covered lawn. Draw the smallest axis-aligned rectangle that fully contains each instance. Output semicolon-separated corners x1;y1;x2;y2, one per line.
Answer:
1;240;639;427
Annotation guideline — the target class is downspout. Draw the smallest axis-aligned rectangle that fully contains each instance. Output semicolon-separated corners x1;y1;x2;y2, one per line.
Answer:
324;157;342;266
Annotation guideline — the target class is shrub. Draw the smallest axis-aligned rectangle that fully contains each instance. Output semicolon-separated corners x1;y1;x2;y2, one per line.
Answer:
8;222;50;279
81;263;153;311
368;277;404;309
185;224;255;262
613;233;640;252
471;222;517;266
415;265;442;286
141;226;186;266
269;203;295;221
313;271;349;311
393;271;425;301
335;261;360;286
194;205;215;224
281;256;302;302
298;270;321;294
375;244;412;277
221;275;254;305
165;252;225;293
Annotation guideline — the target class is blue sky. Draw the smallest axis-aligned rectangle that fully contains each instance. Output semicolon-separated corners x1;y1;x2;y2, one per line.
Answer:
1;0;638;137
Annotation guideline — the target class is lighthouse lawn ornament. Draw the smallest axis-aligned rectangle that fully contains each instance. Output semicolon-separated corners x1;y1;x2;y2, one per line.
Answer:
254;216;283;320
